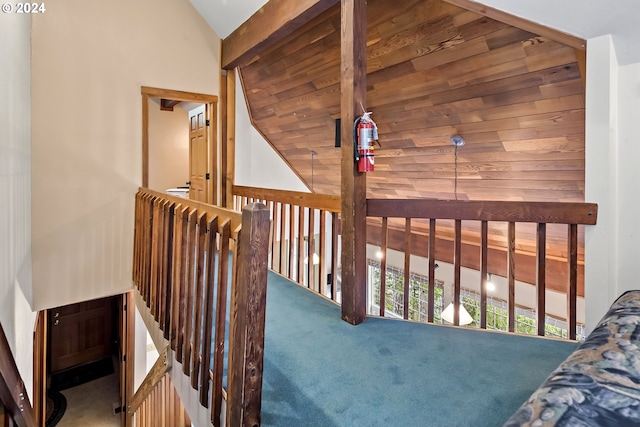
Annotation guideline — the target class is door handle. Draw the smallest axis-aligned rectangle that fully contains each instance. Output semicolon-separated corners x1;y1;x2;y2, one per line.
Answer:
54;320;59;326
186;181;191;186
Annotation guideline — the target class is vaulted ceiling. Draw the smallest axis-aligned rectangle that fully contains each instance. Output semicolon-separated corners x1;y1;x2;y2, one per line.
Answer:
238;0;585;203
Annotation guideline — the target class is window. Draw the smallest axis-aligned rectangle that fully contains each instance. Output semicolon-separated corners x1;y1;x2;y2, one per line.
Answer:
367;259;584;340
368;261;444;322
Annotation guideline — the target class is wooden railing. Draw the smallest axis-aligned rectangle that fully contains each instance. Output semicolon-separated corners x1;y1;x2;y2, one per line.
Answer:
129;346;192;426
233;185;342;302
132;188;270;426
0;323;36;427
231;185;599;341
367;199;598;340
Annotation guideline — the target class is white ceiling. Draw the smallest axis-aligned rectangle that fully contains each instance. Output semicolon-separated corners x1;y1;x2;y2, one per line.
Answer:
189;0;640;65
189;0;268;39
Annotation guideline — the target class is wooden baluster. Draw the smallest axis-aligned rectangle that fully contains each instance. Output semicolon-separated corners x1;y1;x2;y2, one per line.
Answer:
211;220;231;425
182;209;198;374
162;202;176;339
480;220;488;329
380;217;388;317
453;219;462;326
428;218;436;323
142;195;153;303
288;203;295;280
136;193;144;290
567;224;578;340
269;201;276;269
150;197;160;313
537;222;547;336
279;202;286;274
199;216;217;407
319;210;326;296
297;205;305;285
403;218;411;320
507;221;516;333
308;207;316;291
331;212;339;301
133;192;141;283
142;194;151;299
158;201;168;329
191;212;208;389
155;200;168;322
174;206;189;357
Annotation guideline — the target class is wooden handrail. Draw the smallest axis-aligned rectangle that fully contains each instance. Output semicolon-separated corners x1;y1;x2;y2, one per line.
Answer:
367;198;598;340
366;199;598;224
232;185;341;302
128;346;170;414
233;185;341;212
230;185;598;340
0;323;36;427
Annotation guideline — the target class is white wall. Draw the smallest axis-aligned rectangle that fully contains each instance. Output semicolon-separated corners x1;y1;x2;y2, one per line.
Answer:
584;35;618;330
0;12;37;397
134;295;214;427
31;0;220;310
234;73;309;192
584;36;640;332
615;62;640;298
148;98;190;192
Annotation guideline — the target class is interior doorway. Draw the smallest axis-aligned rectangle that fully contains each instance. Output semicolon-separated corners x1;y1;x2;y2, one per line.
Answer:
141;87;219;204
43;294;125;426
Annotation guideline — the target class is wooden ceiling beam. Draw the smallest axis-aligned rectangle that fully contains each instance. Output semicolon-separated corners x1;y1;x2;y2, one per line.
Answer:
221;0;340;70
160;99;181;111
442;0;586;51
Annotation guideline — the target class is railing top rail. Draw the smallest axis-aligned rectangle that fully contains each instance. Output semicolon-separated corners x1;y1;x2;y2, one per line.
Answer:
139;187;243;234
0;323;36;427
233;185;341;213
367;198;598;225
128;345;170;415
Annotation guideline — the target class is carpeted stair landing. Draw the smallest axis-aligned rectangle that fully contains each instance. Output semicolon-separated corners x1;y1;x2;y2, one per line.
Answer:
261;272;578;427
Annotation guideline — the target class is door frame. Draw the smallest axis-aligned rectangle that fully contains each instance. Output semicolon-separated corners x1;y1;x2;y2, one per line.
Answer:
122;291;135;427
141;86;219;204
33;311;47;427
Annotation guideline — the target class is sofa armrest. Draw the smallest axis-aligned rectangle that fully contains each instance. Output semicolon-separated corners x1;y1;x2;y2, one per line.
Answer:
503;290;640;427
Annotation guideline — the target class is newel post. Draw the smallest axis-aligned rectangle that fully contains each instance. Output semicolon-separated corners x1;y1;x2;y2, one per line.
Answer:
227;202;270;427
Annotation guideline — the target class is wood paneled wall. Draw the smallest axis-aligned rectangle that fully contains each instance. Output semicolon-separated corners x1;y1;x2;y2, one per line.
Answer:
239;0;584;203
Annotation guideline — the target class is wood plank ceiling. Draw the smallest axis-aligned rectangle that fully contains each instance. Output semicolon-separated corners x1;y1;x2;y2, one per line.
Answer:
238;0;585;203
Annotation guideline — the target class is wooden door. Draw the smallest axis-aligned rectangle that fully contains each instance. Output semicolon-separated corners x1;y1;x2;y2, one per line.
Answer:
49;296;116;373
189;105;208;202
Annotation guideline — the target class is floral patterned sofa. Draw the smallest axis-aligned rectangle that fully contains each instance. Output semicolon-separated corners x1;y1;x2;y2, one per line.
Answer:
504;290;640;426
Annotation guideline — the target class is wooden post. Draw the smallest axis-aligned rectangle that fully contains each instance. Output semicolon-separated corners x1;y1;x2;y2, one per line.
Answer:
536;223;547;336
340;0;367;325
227;203;270;427
221;68;236;209
567;224;578;340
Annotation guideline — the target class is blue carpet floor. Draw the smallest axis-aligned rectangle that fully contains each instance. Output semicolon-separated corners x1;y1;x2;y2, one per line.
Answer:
261;272;578;427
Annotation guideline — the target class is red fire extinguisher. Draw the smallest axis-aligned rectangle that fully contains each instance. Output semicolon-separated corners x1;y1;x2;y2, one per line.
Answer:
353;111;378;172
